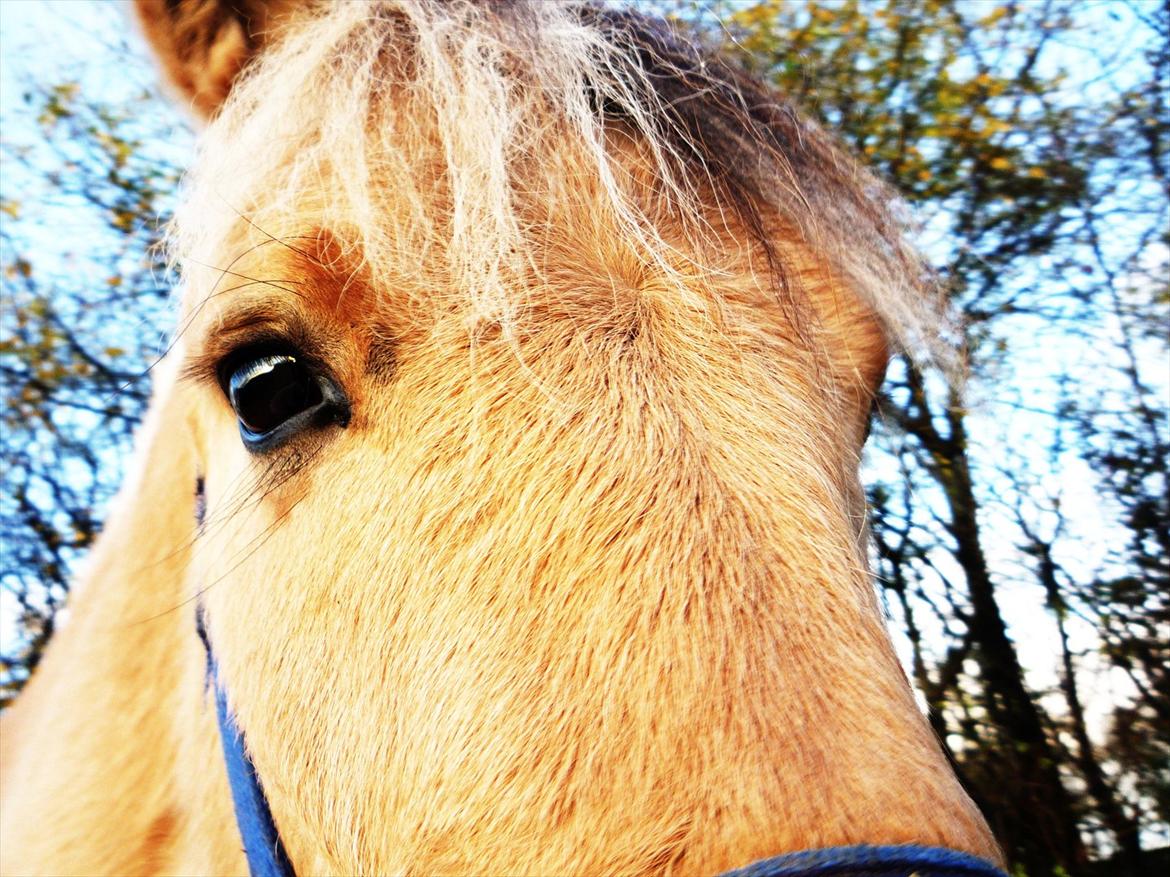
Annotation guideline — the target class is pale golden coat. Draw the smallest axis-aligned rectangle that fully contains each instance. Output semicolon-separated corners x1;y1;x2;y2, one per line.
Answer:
1;2;1000;874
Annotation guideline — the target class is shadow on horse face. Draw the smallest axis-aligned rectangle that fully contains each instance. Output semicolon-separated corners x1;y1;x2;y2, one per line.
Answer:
0;2;1002;875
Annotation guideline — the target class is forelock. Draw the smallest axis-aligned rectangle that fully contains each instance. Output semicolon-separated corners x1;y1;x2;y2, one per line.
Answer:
171;0;951;368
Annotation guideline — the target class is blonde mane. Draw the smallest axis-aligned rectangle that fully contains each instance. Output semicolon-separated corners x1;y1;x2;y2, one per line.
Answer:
175;1;942;363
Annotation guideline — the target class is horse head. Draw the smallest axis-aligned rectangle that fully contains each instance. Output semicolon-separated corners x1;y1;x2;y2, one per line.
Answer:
1;2;1002;874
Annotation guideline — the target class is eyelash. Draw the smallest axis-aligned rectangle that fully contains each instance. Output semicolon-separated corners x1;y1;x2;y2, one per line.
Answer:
209;338;351;452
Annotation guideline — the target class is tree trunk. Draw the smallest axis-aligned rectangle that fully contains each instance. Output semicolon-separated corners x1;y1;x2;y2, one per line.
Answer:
889;369;1088;875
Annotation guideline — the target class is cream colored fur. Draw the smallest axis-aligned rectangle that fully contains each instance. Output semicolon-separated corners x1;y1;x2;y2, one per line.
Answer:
0;2;999;874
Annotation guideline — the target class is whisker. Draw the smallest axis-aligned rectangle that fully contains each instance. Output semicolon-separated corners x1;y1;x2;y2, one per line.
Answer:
127;490;311;628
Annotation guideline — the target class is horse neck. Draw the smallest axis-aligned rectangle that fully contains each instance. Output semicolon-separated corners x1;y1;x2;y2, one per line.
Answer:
0;371;244;876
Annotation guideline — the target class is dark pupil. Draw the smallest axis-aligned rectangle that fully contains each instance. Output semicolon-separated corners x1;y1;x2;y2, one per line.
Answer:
230;356;322;435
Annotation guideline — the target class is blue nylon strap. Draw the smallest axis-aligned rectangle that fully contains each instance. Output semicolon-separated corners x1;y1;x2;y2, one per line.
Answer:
717;844;1008;877
197;610;297;877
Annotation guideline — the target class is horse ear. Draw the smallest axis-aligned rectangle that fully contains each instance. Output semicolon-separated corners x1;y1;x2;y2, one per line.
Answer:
133;0;301;119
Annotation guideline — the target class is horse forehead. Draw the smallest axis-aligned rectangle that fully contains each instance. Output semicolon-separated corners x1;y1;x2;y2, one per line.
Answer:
182;228;381;330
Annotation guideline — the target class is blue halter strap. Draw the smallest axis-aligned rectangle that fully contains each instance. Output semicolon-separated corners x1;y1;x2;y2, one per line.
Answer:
717;845;1007;877
195;611;1005;877
197;609;296;877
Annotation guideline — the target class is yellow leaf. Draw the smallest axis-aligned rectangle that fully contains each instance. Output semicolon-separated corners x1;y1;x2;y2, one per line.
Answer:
979;6;1010;26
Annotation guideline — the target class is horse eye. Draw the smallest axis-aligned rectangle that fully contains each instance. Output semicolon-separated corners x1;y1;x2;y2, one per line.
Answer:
223;351;349;450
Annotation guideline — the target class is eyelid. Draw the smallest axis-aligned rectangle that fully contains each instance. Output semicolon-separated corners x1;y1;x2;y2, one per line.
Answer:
179;327;296;390
179;307;314;390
